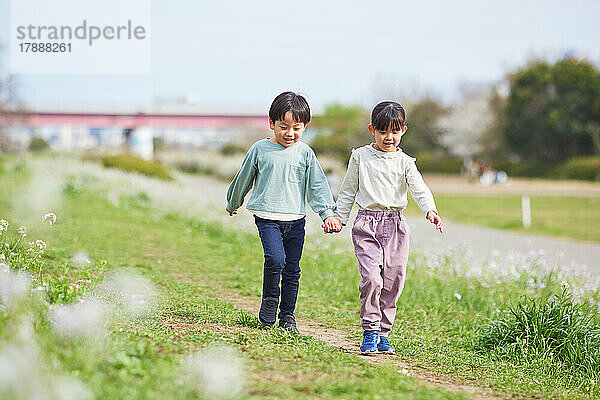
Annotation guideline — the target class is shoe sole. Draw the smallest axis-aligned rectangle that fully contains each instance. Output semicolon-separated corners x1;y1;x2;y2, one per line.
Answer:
378;349;396;354
360;349;379;355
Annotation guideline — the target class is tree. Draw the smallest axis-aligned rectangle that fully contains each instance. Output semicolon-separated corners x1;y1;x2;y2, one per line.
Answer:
310;104;370;160
504;58;600;163
403;98;449;155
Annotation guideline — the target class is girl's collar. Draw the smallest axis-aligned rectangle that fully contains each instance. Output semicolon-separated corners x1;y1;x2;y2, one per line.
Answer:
368;143;403;158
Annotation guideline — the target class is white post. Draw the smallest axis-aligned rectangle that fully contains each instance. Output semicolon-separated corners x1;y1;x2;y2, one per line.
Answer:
130;127;154;160
521;195;531;228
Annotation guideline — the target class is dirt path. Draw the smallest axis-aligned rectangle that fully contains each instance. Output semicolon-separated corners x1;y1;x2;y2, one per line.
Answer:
216;288;505;400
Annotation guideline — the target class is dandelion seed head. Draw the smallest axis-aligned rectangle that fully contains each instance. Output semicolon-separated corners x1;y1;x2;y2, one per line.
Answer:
70;252;91;266
49;297;110;338
183;346;245;399
0;342;93;400
99;269;158;318
0;269;32;307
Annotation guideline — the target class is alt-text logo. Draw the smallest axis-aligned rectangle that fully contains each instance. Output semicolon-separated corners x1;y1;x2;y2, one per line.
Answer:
10;0;151;74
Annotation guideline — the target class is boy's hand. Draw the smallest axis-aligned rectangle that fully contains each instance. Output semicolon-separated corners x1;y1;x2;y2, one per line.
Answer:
322;216;342;234
226;208;237;216
426;210;443;233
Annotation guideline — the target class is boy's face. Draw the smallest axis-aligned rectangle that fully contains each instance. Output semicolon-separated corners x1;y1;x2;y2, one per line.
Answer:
269;111;306;147
368;123;407;152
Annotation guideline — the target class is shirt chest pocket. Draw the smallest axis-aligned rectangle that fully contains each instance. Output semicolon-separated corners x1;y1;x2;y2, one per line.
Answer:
288;165;305;183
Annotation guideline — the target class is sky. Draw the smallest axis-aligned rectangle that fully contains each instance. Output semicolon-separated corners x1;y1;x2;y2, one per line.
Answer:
0;0;599;112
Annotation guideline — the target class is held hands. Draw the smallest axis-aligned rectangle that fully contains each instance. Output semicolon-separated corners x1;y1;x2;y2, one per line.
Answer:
322;216;342;234
226;208;237;216
426;210;443;234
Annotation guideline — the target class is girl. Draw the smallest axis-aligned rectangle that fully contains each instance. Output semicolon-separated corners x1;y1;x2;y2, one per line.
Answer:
334;101;443;354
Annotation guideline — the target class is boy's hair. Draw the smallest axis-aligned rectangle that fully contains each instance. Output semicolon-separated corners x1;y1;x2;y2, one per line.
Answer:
371;101;406;131
269;91;311;125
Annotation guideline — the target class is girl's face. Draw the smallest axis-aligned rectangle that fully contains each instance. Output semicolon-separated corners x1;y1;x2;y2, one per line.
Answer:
368;123;407;152
269;111;306;147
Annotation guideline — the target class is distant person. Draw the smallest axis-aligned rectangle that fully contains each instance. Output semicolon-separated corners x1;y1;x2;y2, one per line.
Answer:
332;101;443;355
226;91;342;334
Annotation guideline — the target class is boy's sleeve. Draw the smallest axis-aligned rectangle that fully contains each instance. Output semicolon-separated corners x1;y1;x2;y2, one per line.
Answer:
405;157;437;216
305;149;336;221
335;149;359;225
226;145;258;212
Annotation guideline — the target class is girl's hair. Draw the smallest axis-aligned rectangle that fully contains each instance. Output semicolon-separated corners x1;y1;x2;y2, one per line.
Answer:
269;91;311;125
371;101;406;131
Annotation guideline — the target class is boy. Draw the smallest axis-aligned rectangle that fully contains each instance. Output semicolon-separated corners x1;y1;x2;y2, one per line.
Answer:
226;91;342;334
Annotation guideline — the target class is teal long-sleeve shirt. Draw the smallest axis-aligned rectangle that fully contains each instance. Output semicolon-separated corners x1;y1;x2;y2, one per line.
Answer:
226;139;336;221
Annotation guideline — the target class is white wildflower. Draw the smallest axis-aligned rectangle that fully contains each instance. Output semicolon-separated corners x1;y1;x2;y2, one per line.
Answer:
454;292;462;300
17;226;26;238
41;212;57;225
0;219;8;234
397;368;411;376
35;240;47;251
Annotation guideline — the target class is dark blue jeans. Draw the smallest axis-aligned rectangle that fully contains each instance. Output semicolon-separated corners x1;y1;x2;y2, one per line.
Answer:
254;215;306;323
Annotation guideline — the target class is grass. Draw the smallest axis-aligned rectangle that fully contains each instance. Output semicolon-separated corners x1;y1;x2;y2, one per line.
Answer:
476;286;600;386
404;194;600;243
0;176;461;399
1;159;599;399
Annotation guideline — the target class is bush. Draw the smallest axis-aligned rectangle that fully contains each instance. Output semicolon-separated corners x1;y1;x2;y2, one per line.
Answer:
413;152;463;174
476;287;600;386
490;159;553;178
220;143;247;156
28;137;50;152
556;156;600;181
491;156;600;181
101;153;173;181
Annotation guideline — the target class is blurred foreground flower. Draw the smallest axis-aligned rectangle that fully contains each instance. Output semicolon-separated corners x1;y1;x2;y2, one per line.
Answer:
98;269;158;318
0;269;32;308
183;346;245;399
70;252;91;266
0;343;93;400
49;297;110;338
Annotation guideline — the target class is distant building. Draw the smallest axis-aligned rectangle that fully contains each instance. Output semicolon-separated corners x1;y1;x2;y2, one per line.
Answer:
5;104;270;158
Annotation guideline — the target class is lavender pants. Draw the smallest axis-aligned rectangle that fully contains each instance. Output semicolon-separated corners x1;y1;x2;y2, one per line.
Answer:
351;209;410;336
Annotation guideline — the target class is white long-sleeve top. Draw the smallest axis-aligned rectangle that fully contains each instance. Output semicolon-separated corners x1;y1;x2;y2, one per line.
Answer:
335;144;438;225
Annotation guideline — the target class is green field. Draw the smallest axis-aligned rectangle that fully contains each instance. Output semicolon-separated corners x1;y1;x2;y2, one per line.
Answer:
405;194;600;243
1;159;599;399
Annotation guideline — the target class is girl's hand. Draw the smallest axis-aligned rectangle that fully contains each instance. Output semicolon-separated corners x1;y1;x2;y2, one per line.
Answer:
426;210;443;234
226;208;237;216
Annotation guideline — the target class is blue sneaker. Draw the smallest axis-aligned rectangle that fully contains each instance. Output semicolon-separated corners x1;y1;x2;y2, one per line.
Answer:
377;336;395;354
360;330;379;354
